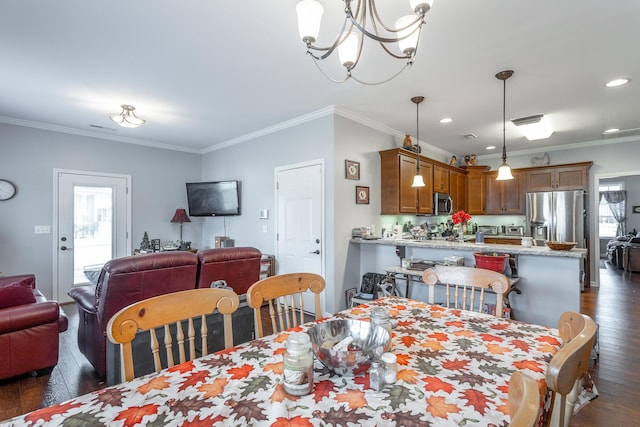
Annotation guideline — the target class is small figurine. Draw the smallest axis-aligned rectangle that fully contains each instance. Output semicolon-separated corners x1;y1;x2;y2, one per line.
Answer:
449;155;457;167
469;154;477;165
464;155;471;165
403;134;412;148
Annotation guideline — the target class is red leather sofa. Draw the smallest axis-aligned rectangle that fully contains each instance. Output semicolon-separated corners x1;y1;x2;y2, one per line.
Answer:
196;247;262;294
0;274;69;380
68;247;262;378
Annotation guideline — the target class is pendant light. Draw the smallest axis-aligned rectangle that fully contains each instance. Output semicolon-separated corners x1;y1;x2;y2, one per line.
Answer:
411;96;426;187
495;70;514;181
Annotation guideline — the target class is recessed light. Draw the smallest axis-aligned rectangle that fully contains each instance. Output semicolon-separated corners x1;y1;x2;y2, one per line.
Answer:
605;78;629;88
485;146;496;150
603;128;620;134
440;117;452;124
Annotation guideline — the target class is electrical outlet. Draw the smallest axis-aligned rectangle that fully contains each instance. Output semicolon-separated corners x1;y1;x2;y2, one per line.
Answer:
34;225;50;234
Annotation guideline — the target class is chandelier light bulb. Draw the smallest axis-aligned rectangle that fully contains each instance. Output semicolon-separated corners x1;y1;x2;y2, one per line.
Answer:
396;15;420;55
338;33;359;69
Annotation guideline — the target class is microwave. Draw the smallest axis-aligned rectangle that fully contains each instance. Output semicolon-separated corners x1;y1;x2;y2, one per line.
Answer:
434;192;453;215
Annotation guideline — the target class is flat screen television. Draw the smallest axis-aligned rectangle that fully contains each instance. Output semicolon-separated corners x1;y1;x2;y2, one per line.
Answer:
186;180;241;216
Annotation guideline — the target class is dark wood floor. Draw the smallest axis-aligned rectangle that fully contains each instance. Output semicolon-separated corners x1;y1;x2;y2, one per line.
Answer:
1;263;638;423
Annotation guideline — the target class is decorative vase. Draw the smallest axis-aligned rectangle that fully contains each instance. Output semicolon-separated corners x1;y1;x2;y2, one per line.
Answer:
456;225;465;242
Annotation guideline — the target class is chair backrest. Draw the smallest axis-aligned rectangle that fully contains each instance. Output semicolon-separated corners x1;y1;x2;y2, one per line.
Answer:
245;273;325;338
106;288;239;382
509;371;541;427
422;265;510;318
195;247;262;293
545;311;597;427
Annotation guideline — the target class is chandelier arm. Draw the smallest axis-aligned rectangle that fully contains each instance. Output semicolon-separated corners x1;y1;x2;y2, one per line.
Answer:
310;57;352;83
349;15;424;44
349;62;412;86
370;2;426;34
305;14;353;60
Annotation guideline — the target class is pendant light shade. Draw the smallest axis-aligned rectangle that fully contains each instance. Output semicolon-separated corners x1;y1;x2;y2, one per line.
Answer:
495;70;514;181
410;96;426;188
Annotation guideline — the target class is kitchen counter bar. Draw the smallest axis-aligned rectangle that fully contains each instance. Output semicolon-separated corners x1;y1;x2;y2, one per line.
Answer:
349;238;586;327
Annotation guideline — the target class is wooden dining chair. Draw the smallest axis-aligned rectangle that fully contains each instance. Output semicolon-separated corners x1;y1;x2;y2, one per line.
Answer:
106;287;240;382
246;273;325;338
509;371;541;427
545;311;597;427
422;265;510;318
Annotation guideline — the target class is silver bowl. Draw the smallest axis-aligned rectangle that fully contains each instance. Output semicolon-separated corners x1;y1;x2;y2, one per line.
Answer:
307;319;389;376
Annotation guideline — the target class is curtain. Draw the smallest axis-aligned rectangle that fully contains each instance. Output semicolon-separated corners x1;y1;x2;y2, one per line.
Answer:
600;190;626;236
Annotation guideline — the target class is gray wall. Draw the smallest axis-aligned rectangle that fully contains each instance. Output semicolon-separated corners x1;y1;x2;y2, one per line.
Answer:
0;123;201;299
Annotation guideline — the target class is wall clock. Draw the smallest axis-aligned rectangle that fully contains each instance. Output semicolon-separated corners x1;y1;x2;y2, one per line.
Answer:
0;179;17;201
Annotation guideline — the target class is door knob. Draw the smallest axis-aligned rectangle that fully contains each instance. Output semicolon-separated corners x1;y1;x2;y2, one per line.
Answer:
60;246;73;251
309;249;320;254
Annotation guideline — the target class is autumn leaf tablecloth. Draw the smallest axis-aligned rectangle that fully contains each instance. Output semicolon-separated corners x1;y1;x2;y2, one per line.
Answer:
3;297;561;427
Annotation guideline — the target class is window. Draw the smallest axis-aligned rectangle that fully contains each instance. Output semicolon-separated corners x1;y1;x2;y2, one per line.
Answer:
599;183;623;238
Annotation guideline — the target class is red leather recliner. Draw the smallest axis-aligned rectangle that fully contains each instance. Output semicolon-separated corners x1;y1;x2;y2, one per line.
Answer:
196;247;262;294
68;252;198;377
0;274;69;380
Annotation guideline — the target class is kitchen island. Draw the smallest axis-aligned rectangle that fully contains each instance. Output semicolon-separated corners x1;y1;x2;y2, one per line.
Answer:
349;238;587;328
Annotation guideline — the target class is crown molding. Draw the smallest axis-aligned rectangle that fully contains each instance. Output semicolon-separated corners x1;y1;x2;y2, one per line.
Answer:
0;116;201;154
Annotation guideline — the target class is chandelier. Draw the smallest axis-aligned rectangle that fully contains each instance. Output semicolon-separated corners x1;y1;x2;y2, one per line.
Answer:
295;0;434;85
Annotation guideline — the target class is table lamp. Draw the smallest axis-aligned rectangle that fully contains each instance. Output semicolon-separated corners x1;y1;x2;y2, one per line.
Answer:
170;208;191;242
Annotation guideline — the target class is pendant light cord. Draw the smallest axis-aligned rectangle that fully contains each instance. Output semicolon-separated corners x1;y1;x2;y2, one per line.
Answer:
502;77;507;163
416;99;420;172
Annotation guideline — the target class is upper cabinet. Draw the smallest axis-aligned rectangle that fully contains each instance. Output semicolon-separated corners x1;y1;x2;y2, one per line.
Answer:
485;170;526;214
433;165;450;194
380;148;433;215
449;169;467;213
525;162;592;192
463;166;490;215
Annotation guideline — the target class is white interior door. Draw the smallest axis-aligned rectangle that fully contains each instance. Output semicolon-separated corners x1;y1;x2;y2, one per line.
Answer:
54;170;131;303
275;161;324;315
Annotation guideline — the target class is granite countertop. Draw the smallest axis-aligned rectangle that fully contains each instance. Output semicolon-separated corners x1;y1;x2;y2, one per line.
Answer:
351;238;586;258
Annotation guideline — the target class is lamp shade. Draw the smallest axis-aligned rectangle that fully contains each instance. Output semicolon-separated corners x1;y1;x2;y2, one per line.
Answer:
296;0;323;43
170;208;191;224
396;15;420;55
496;163;514;181
338;33;359;68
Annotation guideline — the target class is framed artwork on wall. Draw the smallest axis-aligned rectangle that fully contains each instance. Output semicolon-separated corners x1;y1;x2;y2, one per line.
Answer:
356;186;369;204
345;160;360;180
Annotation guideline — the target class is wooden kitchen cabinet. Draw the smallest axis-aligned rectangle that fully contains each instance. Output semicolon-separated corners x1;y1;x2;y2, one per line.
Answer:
380;148;433;214
433;164;450;193
485;170;526;214
463;166;490;215
449;169;467;212
525;162;592;192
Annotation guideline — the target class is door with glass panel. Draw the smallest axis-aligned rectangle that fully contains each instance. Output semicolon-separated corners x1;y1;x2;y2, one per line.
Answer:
55;170;130;303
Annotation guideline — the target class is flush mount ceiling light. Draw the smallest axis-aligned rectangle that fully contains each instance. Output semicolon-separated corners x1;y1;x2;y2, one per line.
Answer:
495;70;514;181
410;96;426;188
605;78;629;88
511;114;553;141
295;0;433;85
109;104;146;128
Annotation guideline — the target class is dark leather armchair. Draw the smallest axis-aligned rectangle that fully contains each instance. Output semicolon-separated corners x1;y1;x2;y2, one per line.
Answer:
68;252;198;377
196;247;262;294
0;274;68;380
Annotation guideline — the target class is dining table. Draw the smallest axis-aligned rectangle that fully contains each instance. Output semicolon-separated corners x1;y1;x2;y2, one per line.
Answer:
2;296;562;426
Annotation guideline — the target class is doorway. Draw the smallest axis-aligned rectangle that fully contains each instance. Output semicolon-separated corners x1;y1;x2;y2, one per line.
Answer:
275;160;325;316
53;169;131;303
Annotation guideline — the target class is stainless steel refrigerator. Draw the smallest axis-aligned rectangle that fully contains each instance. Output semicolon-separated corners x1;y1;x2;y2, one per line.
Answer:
525;190;585;247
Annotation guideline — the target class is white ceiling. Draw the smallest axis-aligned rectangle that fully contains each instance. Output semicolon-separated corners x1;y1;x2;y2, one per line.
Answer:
1;1;639;157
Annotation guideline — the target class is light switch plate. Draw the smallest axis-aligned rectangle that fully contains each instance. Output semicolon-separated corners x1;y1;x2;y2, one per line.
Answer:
34;225;50;234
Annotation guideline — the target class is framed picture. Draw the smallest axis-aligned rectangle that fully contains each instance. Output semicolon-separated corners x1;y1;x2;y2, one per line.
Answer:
356;186;370;204
345;160;360;180
633;206;640;214
345;287;357;308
